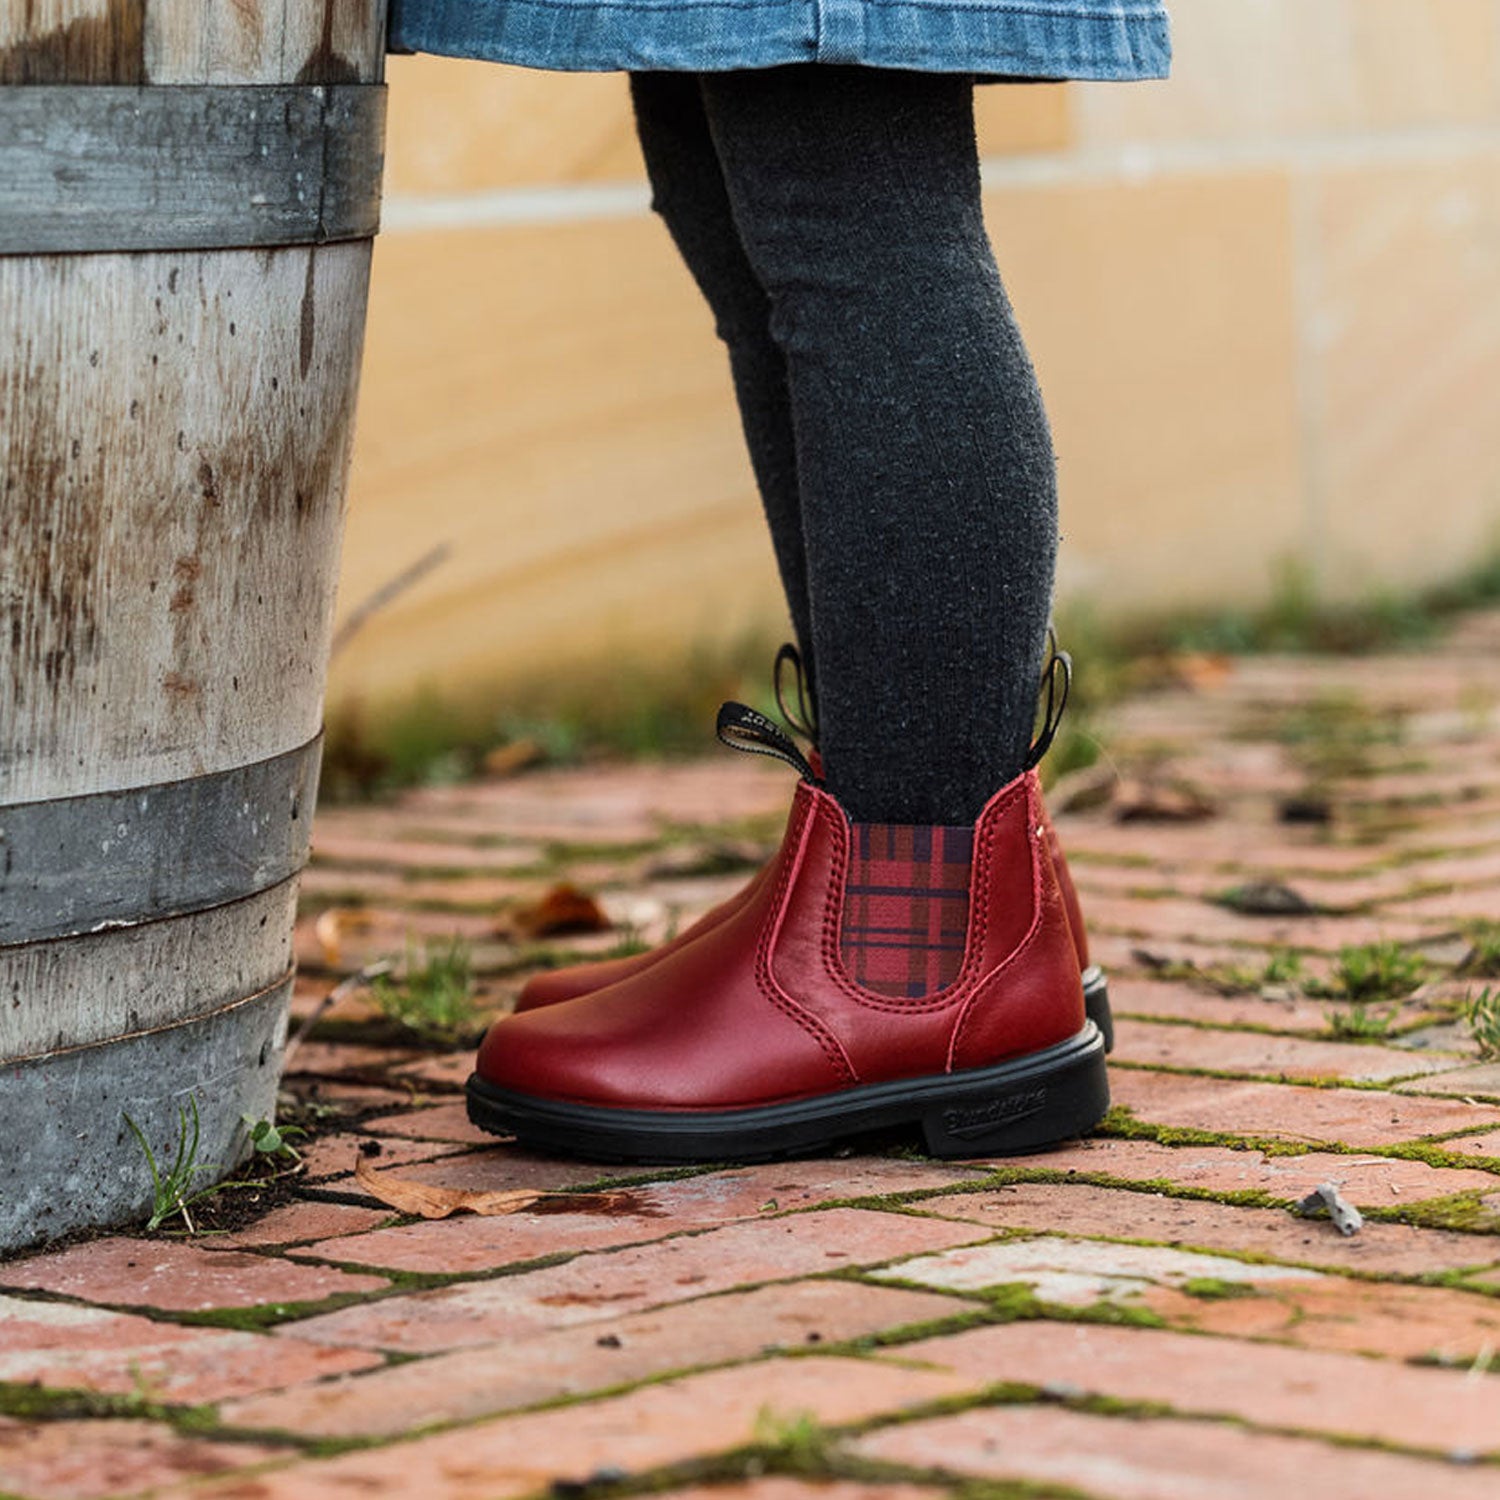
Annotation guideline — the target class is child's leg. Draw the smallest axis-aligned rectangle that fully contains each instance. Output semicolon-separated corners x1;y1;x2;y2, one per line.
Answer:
629;73;816;675
699;66;1058;825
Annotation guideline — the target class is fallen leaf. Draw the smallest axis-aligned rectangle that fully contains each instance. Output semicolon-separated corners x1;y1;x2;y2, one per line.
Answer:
482;738;545;778
1166;651;1235;691
313;907;375;968
1215;882;1321;916
1113;776;1217;823
1047;764;1118;815
354;1155;545;1219
504;883;612;939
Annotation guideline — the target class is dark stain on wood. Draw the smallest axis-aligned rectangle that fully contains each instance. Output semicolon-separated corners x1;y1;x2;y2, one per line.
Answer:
299;249;317;381
0;0;147;84
1;356;102;715
296;0;362;84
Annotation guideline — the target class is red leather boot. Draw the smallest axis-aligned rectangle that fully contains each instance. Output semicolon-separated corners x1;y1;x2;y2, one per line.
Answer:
467;710;1110;1162
514;647;1112;1049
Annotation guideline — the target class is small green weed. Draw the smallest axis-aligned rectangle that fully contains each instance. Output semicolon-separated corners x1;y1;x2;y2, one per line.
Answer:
242;1114;307;1165
752;1408;832;1469
1276;693;1404;783
1196;948;1307;996
1327;941;1427;1002
123;1097;260;1234
1180;1277;1258;1301
1261;948;1307;986
602;922;652;961
1459;922;1500;980
370;937;477;1039
1324;1002;1398;1040
1466;987;1500;1060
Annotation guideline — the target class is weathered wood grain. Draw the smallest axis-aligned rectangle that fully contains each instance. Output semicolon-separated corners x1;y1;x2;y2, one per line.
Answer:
1;882;297;1062
0;0;386;1256
0;0;146;83
0;1;384;85
0;241;371;803
0;84;384;254
144;0;385;84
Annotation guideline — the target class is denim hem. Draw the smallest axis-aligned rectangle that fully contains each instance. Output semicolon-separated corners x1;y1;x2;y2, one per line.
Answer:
387;0;1172;81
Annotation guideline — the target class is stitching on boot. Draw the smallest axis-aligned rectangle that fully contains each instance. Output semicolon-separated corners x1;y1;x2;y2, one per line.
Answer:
754;789;859;1084
948;784;1049;1070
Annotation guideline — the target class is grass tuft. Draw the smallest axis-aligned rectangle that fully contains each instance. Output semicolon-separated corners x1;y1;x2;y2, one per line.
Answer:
1466;987;1500;1061
370;937;478;1041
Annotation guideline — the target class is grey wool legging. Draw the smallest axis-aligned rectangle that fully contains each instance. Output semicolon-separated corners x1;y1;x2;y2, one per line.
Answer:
631;66;1059;825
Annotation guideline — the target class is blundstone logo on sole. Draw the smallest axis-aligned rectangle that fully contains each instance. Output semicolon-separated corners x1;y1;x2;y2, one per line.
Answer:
942;1087;1049;1139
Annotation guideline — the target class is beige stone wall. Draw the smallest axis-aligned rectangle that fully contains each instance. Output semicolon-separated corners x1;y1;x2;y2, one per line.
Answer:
333;1;1500;710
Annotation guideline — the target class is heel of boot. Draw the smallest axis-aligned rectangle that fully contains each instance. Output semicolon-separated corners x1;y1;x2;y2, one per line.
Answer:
920;1030;1110;1158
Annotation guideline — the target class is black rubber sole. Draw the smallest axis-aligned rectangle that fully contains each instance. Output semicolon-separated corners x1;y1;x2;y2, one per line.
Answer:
1083;965;1113;1053
466;1021;1110;1164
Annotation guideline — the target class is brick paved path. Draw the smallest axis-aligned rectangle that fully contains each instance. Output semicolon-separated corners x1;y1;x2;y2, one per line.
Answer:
5;613;1500;1499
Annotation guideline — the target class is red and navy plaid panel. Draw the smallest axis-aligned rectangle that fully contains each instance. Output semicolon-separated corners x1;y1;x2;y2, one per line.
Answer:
840;823;974;999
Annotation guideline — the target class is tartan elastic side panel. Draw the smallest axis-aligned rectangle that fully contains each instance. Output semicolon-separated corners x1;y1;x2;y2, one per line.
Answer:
840;822;974;999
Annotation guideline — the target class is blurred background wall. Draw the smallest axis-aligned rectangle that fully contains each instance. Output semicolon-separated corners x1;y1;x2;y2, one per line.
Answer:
332;0;1500;714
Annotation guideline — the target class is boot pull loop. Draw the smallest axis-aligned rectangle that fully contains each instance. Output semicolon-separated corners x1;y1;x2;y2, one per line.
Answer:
1026;642;1073;771
717;701;819;781
773;642;819;746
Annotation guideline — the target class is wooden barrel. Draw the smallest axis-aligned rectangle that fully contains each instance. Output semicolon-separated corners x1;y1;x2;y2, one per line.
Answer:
0;1;387;1252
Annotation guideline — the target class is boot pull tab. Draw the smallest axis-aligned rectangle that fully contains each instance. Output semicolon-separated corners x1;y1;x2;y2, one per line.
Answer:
773;641;820;746
717;701;819;781
1026;641;1073;771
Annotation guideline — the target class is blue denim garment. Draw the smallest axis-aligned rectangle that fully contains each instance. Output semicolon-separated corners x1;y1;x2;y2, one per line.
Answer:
387;0;1171;81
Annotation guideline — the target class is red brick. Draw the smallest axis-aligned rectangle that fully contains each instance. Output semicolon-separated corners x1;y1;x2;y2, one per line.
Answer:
0;1417;275;1500
1399;1063;1500;1100
1401;884;1500;922
0;1294;380;1403
281;1209;989;1354
853;1404;1500;1499
282;1040;422;1077
875;1238;1320;1303
310;831;541;872
1107;977;1337;1034
391;1052;477;1089
1111;1018;1454;1082
1082;891;1442;952
362;1102;494;1144
404;761;791;838
303;1158;987;1274
1450;1130;1500;1159
226;1280;958;1439
1109;1068;1500;1147
298;1131;468;1181
922;1181;1500;1276
202;1201;392;1251
178;1356;974;1500
0;1238;386;1312
660;1485;941;1500
897;1321;1500;1453
1023;1135;1500;1204
338;1144;646;1203
1141;1278;1500;1361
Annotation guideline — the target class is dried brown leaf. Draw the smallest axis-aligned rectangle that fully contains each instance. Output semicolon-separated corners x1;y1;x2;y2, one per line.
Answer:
354;1155;545;1219
482;738;545;778
313;907;375;968
505;883;612;939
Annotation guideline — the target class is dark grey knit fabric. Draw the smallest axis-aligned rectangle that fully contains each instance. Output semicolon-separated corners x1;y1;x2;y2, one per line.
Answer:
631;66;1058;824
